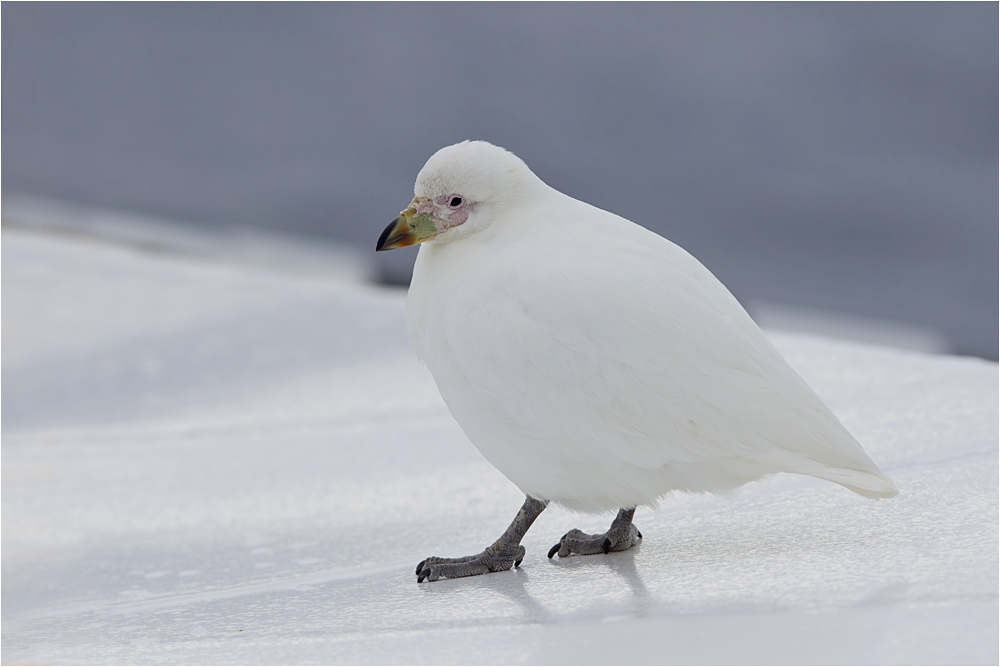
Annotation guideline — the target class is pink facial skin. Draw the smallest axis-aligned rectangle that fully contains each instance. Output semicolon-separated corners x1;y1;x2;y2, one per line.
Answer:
431;194;469;230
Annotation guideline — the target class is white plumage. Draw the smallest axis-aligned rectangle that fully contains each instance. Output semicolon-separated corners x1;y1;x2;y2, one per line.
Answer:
396;140;896;513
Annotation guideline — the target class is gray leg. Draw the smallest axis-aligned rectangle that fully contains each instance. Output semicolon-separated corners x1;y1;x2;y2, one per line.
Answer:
547;507;642;558
416;495;548;583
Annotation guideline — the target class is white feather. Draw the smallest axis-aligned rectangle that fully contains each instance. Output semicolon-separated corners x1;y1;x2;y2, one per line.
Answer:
406;141;897;513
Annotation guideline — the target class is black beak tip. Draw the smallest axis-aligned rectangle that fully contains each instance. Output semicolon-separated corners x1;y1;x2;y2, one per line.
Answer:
376;218;399;252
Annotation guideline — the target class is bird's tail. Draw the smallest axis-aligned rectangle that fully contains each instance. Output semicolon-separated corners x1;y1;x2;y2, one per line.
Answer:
806;465;899;498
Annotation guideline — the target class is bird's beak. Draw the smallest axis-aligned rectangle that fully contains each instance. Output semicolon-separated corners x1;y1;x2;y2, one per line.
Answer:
376;198;439;251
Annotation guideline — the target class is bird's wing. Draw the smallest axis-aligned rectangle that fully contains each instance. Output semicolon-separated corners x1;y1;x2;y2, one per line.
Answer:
426;210;885;483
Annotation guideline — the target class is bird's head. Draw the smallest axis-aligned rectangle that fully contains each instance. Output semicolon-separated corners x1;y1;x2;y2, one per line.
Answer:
376;141;543;251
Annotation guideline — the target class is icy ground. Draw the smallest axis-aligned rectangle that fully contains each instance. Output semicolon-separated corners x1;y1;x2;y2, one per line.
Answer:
2;228;997;665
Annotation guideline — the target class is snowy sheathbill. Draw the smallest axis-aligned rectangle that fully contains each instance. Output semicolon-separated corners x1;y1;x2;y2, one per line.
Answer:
376;141;897;583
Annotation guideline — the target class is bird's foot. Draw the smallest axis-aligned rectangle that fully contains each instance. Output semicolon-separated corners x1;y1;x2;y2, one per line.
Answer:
414;495;547;583
415;545;526;583
548;507;642;558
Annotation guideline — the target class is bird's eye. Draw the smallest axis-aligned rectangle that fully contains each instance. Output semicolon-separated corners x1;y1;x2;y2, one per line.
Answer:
448;196;464;209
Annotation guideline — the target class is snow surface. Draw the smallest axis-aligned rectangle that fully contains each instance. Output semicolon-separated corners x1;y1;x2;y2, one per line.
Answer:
2;228;997;665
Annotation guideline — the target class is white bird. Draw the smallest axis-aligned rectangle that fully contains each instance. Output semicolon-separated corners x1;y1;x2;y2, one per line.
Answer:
377;140;897;583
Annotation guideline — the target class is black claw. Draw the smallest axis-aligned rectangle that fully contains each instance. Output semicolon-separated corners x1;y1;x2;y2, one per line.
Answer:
636;530;642;539
602;537;611;554
417;569;429;583
416;559;426;576
514;556;523;567
547;543;561;559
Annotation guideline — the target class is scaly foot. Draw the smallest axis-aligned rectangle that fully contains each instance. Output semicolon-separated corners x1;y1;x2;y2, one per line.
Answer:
548;507;642;558
415;545;526;583
416;495;547;583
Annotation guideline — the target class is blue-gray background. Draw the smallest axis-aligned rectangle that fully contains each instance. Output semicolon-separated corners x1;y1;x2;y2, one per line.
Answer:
3;2;997;359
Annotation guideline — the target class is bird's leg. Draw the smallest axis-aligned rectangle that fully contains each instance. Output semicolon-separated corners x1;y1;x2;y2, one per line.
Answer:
548;507;642;558
416;495;548;583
